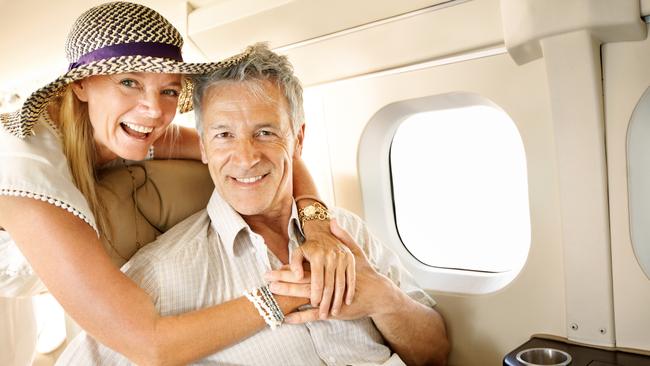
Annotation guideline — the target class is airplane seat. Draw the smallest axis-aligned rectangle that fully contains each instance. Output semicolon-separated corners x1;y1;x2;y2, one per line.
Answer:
96;160;214;267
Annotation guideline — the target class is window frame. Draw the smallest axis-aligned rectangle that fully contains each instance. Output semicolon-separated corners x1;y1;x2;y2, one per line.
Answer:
358;92;530;294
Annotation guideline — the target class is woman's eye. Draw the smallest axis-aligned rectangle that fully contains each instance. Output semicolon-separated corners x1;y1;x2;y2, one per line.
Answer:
162;89;180;97
120;79;137;88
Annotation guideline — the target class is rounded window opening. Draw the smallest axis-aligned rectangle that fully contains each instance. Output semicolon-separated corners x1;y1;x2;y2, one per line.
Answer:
389;103;530;273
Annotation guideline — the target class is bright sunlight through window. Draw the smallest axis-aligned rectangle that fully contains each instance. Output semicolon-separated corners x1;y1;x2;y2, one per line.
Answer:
390;105;530;272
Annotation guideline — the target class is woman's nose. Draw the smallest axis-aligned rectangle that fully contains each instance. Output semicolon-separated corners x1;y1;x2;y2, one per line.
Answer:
139;91;163;118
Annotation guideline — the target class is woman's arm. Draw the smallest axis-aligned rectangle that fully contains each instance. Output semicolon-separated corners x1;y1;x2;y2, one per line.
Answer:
291;157;356;319
153;125;202;161
0;196;306;366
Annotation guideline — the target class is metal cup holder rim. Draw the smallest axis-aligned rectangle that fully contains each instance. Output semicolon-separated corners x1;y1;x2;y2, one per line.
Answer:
515;347;572;366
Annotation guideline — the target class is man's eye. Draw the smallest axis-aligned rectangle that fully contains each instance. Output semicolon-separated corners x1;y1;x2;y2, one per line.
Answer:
257;130;275;137
162;89;180;97
120;79;137;88
215;132;232;139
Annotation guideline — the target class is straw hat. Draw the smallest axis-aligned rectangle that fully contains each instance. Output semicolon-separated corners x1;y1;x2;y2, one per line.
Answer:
0;1;249;138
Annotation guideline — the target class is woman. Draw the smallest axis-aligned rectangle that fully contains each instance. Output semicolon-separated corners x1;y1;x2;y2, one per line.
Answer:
0;2;354;364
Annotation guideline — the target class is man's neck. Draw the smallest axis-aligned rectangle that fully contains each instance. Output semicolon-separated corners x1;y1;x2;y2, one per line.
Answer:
243;202;293;264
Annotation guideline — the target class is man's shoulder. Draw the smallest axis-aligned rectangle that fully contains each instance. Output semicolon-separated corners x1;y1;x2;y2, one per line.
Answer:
123;209;211;269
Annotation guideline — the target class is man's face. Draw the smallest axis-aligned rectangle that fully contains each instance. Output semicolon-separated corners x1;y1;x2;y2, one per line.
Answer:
199;80;303;217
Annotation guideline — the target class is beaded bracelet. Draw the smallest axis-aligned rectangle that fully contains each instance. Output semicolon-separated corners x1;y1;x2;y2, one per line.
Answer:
243;284;284;330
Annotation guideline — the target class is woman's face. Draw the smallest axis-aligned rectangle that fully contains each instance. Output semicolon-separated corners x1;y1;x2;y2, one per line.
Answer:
71;72;182;163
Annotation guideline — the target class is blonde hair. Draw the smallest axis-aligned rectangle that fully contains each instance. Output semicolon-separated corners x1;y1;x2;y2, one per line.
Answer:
54;87;111;240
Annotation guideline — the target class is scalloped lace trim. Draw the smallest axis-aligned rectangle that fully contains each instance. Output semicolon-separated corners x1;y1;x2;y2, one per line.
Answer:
0;188;98;233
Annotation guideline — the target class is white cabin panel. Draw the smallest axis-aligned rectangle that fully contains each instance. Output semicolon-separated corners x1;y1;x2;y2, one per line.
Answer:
603;27;650;352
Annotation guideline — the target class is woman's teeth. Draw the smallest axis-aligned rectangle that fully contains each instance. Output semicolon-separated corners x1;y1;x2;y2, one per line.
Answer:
235;175;263;183
121;122;153;133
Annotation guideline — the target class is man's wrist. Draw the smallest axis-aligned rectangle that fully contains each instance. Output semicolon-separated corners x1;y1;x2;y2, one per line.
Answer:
369;275;405;318
275;293;310;314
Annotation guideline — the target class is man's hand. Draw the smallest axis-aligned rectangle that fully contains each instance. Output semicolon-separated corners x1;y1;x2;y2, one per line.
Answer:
267;219;399;323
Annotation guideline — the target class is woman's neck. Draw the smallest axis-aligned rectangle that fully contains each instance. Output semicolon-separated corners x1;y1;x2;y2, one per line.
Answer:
94;144;118;166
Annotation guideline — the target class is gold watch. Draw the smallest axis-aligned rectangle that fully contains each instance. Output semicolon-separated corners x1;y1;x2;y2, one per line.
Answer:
298;201;331;227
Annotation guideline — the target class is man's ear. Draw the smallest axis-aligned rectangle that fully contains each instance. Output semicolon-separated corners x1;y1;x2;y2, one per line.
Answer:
70;80;89;102
199;137;209;164
293;123;305;158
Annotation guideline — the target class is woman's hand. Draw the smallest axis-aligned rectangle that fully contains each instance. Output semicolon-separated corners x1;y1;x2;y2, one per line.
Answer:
268;218;356;319
267;219;392;323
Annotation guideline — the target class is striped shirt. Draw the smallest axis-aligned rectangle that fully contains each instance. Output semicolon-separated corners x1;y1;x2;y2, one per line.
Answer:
57;191;436;365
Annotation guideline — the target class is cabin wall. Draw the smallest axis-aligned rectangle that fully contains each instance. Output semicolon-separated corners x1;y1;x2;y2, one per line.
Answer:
277;1;566;364
603;29;650;351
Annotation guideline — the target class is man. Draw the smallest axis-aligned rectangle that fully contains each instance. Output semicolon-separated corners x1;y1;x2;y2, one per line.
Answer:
59;43;449;365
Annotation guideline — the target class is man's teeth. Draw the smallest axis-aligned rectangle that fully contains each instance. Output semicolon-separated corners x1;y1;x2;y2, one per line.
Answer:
122;122;153;133
235;175;263;183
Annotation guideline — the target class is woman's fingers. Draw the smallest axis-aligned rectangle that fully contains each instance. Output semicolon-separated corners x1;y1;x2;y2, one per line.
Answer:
345;253;356;305
318;252;337;319
330;252;348;315
309;255;325;307
289;247;305;280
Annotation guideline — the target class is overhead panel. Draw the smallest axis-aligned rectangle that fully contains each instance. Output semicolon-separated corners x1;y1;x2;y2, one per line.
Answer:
187;0;454;59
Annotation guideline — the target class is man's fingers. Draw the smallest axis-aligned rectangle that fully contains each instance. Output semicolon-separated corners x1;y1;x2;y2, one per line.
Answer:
345;253;356;305
330;253;347;316
265;270;311;283
284;308;320;324
289;248;305;280
269;282;311;297
318;252;337;319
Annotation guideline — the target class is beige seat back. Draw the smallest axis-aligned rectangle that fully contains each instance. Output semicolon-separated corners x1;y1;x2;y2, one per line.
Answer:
97;160;214;267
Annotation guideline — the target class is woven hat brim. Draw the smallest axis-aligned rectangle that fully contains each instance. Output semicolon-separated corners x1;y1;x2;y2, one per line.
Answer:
1;51;249;138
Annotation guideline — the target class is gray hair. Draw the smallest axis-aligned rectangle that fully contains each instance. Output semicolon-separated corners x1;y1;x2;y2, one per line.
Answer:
192;43;304;136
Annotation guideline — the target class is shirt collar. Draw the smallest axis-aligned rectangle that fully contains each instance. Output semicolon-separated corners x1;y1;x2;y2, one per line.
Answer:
206;189;305;257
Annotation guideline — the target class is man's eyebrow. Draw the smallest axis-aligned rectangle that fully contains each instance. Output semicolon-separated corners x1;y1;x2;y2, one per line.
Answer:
255;123;280;129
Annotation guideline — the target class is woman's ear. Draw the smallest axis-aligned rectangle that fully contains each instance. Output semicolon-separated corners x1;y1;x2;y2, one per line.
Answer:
70;80;89;102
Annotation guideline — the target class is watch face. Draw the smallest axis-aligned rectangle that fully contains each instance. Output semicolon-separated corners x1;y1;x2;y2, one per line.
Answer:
304;206;317;216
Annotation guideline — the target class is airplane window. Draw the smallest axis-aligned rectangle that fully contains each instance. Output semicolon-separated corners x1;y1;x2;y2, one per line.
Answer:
627;87;650;280
389;104;530;272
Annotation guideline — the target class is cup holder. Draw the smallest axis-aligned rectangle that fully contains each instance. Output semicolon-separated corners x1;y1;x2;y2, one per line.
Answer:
515;348;572;365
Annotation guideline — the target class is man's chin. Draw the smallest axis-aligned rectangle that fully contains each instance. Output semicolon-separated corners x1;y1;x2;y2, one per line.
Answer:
231;205;266;216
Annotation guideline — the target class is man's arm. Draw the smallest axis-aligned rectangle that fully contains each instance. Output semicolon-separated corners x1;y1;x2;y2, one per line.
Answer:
368;275;449;366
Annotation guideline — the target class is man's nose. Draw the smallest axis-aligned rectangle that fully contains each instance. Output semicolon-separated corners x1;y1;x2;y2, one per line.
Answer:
232;138;261;167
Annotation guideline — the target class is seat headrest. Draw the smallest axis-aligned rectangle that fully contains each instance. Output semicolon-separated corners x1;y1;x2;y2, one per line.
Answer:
96;160;214;267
